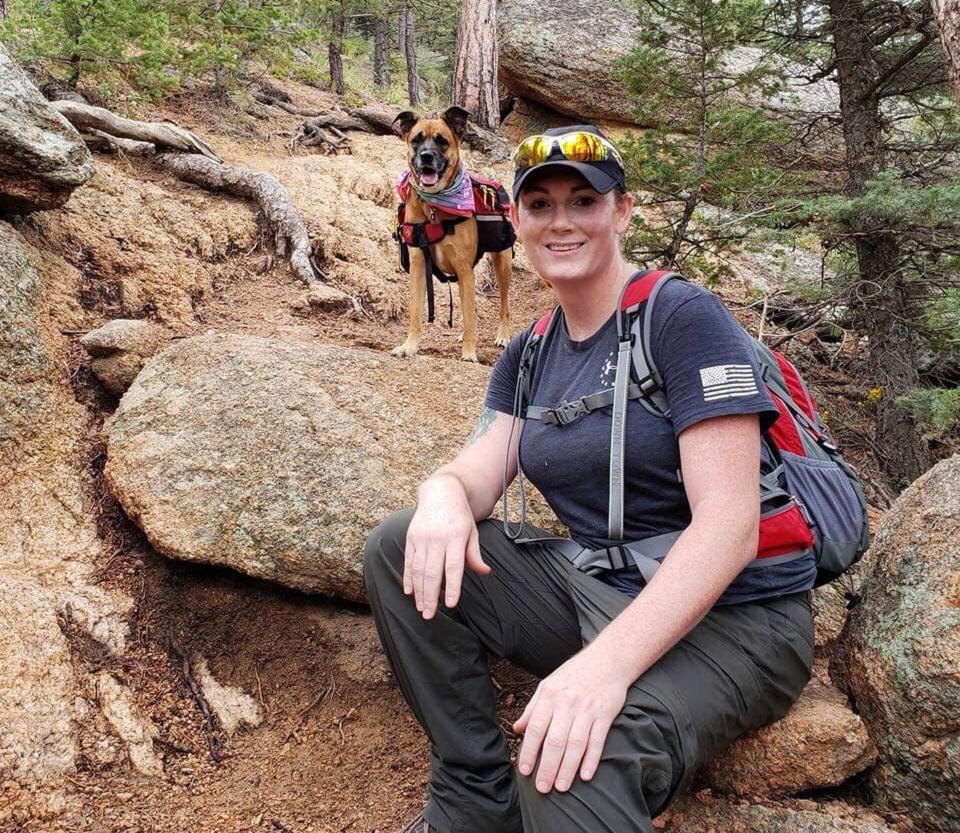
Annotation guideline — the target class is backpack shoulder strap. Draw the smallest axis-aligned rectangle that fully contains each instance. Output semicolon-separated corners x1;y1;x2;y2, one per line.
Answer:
608;269;683;539
517;307;559;404
626;270;685;417
503;307;560;541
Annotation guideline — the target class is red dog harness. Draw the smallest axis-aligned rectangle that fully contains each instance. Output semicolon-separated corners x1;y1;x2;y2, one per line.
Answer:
394;175;515;325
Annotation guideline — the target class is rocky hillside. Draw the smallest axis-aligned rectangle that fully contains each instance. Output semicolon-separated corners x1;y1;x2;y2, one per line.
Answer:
2;52;958;833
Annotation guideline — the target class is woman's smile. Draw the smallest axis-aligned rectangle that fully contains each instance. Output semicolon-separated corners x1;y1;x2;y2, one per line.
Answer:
545;241;585;253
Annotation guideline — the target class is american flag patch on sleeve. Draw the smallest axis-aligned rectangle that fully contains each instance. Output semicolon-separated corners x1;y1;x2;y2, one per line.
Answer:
699;364;759;401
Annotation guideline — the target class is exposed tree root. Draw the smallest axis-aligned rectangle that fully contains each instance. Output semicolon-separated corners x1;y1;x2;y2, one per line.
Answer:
54;100;326;287
250;90;326;117
292;119;352;154
158;153;326;285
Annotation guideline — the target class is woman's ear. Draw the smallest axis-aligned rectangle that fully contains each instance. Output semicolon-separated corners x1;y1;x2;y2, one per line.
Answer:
509;201;521;236
615;191;634;235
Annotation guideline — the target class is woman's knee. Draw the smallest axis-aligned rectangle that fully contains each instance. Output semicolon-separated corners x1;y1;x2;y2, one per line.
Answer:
363;508;414;588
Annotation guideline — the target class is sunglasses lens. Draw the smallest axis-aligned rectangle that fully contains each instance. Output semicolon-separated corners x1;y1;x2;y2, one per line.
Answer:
558;133;608;163
514;136;551;169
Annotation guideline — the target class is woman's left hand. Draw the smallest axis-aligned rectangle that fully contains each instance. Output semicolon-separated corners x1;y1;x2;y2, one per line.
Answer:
513;649;630;793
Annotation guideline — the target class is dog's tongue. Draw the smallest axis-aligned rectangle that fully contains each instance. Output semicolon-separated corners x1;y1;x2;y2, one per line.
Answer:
421;171;439;186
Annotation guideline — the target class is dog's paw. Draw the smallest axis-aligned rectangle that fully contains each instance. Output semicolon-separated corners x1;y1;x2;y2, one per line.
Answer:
460;351;479;363
494;333;510;348
391;342;419;358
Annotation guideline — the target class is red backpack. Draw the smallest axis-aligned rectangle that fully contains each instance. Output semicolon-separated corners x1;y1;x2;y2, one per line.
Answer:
505;269;869;587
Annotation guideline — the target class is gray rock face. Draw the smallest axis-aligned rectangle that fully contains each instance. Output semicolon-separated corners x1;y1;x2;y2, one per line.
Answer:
703;679;876;798
0;44;94;214
80;318;169;395
497;0;839;125
832;454;960;832
498;0;640;123
104;333;505;602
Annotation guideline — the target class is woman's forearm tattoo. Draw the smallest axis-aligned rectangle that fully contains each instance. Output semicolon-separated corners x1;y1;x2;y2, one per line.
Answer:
467;406;497;446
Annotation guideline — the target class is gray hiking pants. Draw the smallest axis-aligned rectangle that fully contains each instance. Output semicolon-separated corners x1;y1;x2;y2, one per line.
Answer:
363;510;814;833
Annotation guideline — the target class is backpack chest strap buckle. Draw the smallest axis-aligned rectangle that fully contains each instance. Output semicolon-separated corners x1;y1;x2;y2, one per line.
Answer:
542;398;590;426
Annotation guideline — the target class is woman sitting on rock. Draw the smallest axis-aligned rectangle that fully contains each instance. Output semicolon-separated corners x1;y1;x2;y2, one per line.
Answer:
364;125;814;833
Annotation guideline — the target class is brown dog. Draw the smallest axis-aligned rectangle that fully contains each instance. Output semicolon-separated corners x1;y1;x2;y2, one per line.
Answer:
391;106;512;362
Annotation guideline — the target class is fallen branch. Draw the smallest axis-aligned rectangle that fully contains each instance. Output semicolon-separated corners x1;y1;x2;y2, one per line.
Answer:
168;635;223;762
51;99;222;161
292;118;352;154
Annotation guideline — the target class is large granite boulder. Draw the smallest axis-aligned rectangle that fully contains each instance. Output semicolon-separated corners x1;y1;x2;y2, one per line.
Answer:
703;678;876;798
832;454;960;831
498;0;641;124
497;0;838;125
104;333;552;602
0;45;94;214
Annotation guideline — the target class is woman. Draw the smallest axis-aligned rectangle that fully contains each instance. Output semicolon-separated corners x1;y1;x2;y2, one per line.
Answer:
364;125;815;833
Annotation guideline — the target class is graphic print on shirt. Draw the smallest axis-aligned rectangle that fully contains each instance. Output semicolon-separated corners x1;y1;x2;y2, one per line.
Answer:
599;350;616;387
699;364;758;401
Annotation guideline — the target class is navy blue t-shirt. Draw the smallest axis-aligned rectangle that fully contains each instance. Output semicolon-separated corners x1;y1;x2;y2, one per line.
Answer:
485;279;817;605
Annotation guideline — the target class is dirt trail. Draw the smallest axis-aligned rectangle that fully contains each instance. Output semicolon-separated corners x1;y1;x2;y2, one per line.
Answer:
13;81;883;833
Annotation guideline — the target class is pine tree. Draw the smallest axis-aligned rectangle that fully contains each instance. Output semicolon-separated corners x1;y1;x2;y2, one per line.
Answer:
619;0;791;283
764;0;960;487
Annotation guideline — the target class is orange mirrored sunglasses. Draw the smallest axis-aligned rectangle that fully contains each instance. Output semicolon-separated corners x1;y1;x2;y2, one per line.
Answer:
512;131;625;171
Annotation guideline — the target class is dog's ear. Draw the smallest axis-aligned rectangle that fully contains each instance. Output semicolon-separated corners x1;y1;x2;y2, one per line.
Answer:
393;110;420;138
441;106;471;140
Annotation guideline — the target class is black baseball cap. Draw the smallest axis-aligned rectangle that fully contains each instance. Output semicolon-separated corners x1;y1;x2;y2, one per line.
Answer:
512;124;626;200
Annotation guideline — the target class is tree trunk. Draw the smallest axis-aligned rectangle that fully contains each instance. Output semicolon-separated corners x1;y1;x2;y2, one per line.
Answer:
403;1;419;107
0;0;8;21
398;10;406;55
212;0;228;99
827;0;932;487
374;16;389;91
329;4;345;96
932;0;960;102
451;0;499;128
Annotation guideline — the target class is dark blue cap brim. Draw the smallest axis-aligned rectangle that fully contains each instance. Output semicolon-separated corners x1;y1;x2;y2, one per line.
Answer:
512;159;624;201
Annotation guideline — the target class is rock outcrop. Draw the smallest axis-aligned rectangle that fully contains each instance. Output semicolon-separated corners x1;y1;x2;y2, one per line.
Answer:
104;333;552;602
81;318;169;395
0;221;131;823
0;45;94;213
832;454;960;831
497;0;838;125
703;678;876;798
660;791;899;833
0;578;78;818
498;0;640;124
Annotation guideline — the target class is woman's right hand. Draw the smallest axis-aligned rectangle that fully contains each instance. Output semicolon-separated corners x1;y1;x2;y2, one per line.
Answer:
405;473;491;619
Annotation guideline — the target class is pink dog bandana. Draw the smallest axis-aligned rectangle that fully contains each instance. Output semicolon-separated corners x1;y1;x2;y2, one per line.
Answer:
395;165;476;217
